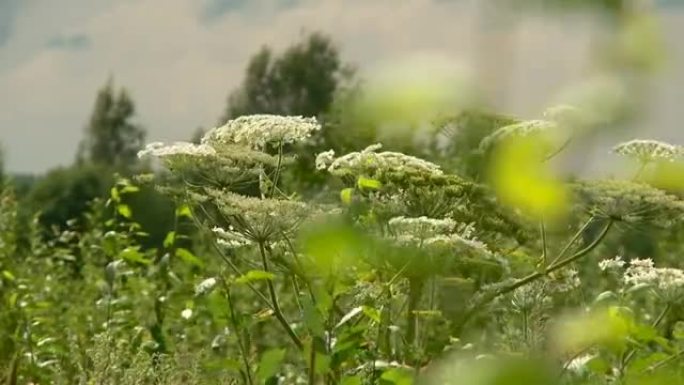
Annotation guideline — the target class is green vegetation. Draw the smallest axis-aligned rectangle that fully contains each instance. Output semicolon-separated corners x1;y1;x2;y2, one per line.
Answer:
2;4;684;383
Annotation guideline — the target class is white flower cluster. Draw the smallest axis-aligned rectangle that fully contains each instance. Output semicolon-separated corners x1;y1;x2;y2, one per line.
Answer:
317;143;443;177
315;149;336;170
623;258;684;301
204;114;321;149
613;139;682;163
388;216;456;235
479;120;557;151
212;226;253;248
387;216;490;255
598;256;625;272
137;141;216;159
549;268;581;293
195;277;217;296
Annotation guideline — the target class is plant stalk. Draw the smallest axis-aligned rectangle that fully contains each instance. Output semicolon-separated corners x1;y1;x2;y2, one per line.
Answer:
258;242;303;350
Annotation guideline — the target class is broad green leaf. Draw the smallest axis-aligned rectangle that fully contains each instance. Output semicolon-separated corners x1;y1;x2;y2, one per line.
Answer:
119;247;150;265
340;376;362;385
362;306;381;323
380;368;413;385
302;298;325;336
235;270;275;284
163;231;176;248
110;187;120;202
2;270;15;281
176;248;204;267
315;352;331;375
257;348;286;382
116;204;133;219
120;185;140;194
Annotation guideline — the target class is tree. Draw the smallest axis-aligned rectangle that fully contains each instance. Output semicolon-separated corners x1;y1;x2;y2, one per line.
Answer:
221;32;349;121
78;79;145;169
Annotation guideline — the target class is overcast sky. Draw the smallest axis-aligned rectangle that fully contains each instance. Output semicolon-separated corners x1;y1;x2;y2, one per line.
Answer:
1;0;683;174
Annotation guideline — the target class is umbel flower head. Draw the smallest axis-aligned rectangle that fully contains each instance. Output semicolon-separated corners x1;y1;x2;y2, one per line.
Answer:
622;258;684;303
203;114;321;149
573;179;684;226
613;139;682;163
316;143;443;178
386;215;491;255
204;188;311;243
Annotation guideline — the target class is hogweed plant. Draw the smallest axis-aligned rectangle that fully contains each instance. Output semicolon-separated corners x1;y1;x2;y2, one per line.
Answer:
2;111;682;383
133;110;684;384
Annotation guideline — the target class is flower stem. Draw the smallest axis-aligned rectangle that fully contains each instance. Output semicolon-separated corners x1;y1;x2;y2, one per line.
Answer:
258;242;303;350
462;219;613;324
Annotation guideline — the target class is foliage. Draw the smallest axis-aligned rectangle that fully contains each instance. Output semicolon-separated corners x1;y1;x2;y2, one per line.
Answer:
77;78;146;169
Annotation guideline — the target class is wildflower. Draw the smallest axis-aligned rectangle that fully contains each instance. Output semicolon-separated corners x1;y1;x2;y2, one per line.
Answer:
137;141;216;159
195;277;217;296
388;216;456;236
204;115;321;149
598;256;625;272
480;120;557;152
549;268;581;293
613;139;682;163
212;226;252;248
323;143;443;178
623;258;684;302
315;149;335;170
181;308;193;320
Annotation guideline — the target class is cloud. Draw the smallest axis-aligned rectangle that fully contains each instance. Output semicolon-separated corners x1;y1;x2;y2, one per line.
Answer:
46;33;91;50
0;0;683;174
0;0;20;47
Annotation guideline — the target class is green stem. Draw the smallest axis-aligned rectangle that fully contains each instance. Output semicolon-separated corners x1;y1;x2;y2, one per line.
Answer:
406;278;424;350
642;349;684;373
270;141;284;198
462;219;613;324
549;216;595;266
540;218;548;267
258;242;303;350
226;286;255;385
620;304;670;375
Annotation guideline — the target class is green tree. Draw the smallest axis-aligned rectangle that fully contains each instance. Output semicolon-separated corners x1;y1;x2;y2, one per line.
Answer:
221;32;350;121
78;79;145;169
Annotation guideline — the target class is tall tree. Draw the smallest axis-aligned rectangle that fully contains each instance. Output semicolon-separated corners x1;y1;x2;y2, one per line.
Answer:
78;80;145;169
222;32;349;121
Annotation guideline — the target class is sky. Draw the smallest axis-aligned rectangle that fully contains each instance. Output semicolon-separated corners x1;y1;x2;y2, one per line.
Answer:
1;0;683;174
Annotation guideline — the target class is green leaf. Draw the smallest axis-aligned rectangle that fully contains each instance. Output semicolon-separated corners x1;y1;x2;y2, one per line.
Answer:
120;185;140;194
117;204;132;219
357;176;382;190
176;248;204;268
302;298;326;336
2;270;15;281
176;204;193;218
340;188;354;205
594;291;618;305
119;247;150;265
163;231;176;248
110;187;121;202
235;270;275;284
362;306;382;323
314;352;331;375
380;368;413;385
340;376;362;385
257;348;286;382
